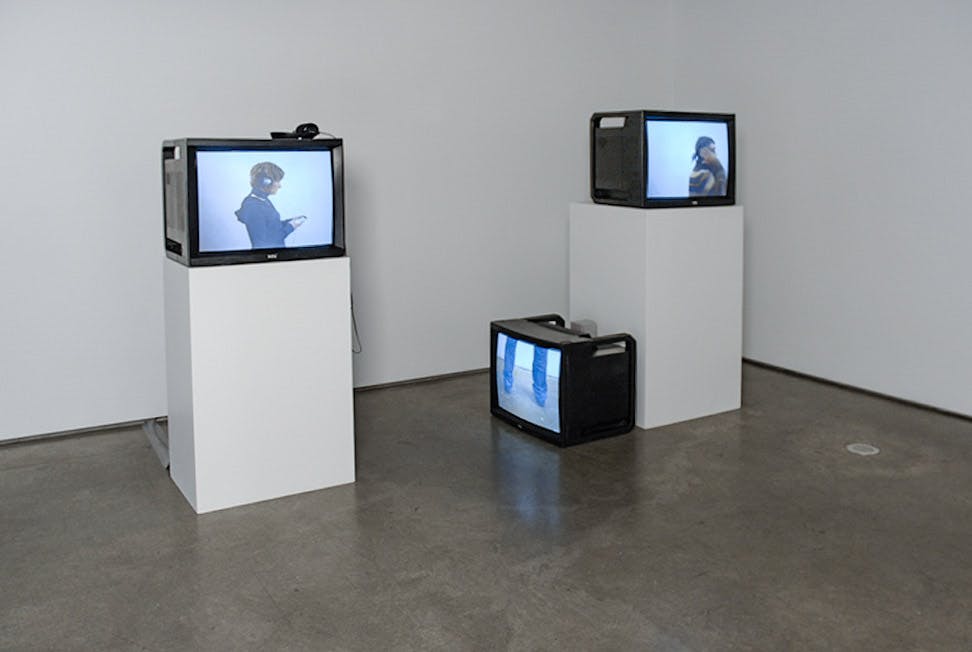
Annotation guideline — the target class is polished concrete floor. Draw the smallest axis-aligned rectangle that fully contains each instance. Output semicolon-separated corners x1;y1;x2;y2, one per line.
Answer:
2;364;972;651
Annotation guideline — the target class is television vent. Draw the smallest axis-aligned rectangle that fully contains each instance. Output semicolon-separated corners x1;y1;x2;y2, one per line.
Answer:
165;168;186;233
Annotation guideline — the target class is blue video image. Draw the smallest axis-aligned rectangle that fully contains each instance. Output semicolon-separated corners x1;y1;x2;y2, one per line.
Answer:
495;333;562;433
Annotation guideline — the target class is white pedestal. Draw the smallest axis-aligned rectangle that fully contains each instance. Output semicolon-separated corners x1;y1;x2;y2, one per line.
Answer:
569;202;743;430
163;257;355;513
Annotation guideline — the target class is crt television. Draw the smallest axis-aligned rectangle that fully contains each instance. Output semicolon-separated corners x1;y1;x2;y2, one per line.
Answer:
162;138;345;266
591;110;735;208
490;314;635;447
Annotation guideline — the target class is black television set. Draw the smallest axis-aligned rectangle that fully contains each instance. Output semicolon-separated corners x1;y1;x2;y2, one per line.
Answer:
162;137;345;266
490;314;635;447
591;110;735;208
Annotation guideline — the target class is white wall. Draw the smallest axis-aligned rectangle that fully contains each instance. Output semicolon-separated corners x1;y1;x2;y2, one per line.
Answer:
672;1;972;416
0;1;674;440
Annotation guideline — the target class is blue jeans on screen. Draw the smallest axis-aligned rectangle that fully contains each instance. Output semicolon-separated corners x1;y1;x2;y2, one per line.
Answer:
532;346;547;407
503;338;548;407
503;337;518;393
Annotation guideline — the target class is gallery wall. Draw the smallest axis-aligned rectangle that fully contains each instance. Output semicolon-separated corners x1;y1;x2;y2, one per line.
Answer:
0;1;674;440
672;0;972;416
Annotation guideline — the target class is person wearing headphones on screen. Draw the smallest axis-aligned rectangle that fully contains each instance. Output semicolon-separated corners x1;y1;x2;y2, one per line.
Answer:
688;137;727;197
235;162;307;248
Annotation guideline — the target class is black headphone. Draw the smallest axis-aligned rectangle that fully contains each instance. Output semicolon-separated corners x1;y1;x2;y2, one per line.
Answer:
270;122;320;140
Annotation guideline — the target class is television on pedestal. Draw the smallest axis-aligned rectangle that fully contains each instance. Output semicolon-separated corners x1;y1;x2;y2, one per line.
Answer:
490;314;635;447
591;110;735;208
160;130;354;512
162;137;344;267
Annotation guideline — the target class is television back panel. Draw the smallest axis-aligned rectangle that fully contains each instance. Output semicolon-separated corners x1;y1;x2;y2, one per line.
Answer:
162;140;190;265
590;111;645;207
561;337;635;442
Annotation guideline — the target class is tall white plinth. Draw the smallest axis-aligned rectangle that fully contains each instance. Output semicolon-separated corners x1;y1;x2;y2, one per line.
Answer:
569;202;743;430
163;257;355;513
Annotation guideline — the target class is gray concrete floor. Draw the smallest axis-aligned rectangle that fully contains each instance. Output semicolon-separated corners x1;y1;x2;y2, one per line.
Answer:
2;364;972;651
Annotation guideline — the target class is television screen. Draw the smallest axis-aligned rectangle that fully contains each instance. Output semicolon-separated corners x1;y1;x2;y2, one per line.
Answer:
645;118;730;199
162;138;345;266
196;150;335;253
495;332;563;434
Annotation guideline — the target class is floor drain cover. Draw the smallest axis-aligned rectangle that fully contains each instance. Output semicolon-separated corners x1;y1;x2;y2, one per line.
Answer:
846;443;880;456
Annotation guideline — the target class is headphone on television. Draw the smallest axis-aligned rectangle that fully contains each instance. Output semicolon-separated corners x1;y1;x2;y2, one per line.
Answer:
270;122;321;140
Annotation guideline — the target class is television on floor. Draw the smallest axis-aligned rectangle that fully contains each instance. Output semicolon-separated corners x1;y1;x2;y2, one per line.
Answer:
591;110;735;208
162;137;345;266
490;314;635;447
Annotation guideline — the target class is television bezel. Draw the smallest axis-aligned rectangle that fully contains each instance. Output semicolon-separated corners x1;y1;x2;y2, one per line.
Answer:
166;138;345;267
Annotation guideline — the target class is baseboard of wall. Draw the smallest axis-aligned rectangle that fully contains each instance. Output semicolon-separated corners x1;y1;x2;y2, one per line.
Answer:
354;367;488;392
0;418;163;448
743;358;971;423
6;360;966;448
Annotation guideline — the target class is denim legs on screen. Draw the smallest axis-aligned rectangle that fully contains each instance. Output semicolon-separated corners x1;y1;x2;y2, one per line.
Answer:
532;347;547;407
503;337;517;393
504;337;548;407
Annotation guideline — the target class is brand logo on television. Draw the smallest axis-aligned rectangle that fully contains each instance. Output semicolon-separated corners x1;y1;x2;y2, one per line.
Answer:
267;253;278;259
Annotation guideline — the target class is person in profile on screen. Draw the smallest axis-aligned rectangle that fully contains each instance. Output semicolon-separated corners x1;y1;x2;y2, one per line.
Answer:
235;162;307;248
688;137;727;197
503;339;548;407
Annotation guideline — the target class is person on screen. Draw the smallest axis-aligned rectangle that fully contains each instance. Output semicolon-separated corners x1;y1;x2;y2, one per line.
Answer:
688;137;727;196
503;338;548;407
235;162;307;248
